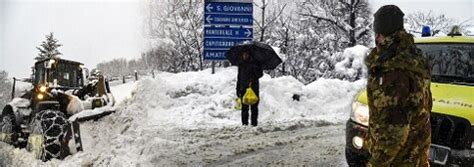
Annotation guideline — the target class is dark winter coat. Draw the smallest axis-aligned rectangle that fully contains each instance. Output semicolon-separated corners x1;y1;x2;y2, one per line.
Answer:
236;62;263;97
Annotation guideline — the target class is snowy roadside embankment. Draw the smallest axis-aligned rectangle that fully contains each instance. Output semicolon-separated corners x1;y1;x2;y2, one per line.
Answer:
63;67;365;166
0;46;369;166
115;67;366;129
1;68;366;166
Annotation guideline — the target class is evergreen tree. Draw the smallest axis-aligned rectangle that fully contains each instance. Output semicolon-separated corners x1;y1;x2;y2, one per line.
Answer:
35;32;62;61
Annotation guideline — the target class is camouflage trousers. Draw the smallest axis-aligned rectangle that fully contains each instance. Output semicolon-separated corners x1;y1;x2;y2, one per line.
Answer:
367;120;431;167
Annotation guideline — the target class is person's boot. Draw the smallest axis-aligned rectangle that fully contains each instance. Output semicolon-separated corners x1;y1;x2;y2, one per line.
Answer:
251;105;258;127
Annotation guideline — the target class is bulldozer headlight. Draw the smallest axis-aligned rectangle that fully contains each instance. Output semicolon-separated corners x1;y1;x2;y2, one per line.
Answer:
37;94;44;100
350;102;369;127
39;86;47;93
352;136;364;149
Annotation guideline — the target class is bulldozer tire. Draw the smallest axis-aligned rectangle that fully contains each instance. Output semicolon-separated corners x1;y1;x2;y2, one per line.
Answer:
0;106;15;144
27;110;69;161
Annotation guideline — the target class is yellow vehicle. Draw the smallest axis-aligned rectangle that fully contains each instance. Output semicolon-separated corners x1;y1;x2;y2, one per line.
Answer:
345;30;474;166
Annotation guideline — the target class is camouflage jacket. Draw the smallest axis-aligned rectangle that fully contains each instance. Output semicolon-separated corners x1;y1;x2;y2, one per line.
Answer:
366;30;433;166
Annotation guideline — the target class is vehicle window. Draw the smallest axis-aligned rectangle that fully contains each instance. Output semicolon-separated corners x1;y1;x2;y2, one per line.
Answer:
34;63;44;85
416;43;474;83
76;69;83;87
63;73;70;80
56;62;78;87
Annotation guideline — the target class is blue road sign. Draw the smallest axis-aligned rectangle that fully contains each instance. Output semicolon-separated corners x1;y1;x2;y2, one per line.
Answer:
204;27;252;59
205;14;253;26
204;38;251;49
204;26;253;38
204;2;253;14
204;0;253;60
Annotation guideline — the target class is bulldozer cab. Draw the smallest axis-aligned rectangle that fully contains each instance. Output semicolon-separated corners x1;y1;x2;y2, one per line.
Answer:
33;58;84;89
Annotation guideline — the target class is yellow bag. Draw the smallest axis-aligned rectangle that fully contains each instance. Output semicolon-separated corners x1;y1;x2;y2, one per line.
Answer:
243;87;259;105
234;98;242;110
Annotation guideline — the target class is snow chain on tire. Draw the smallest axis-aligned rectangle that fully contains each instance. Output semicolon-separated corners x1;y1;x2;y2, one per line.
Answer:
27;110;69;161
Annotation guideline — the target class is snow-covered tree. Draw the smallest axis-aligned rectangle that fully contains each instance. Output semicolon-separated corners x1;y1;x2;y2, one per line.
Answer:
144;0;205;72
142;45;180;72
139;0;374;82
253;0;287;42
264;1;372;83
406;11;473;36
35;32;62;61
298;0;373;48
96;58;129;78
266;12;329;83
0;70;12;108
266;12;296;76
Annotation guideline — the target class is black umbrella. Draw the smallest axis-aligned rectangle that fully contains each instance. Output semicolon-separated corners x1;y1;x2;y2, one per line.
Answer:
225;41;282;70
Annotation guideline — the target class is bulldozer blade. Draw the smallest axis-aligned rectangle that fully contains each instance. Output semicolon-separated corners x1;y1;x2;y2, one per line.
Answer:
71;121;83;152
67;109;115;152
73;109;115;123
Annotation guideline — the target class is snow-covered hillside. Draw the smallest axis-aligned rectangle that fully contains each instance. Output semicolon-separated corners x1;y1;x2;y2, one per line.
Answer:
0;67;366;166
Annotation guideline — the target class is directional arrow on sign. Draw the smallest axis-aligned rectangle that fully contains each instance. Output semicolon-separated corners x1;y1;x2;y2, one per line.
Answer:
206;4;214;12
245;28;252;38
206;15;214;24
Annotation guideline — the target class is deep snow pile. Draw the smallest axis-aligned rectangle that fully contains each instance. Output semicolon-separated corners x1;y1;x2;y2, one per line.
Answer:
115;67;366;129
63;68;365;166
0;66;366;166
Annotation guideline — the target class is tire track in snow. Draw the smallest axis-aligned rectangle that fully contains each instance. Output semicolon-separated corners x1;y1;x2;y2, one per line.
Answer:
157;120;348;166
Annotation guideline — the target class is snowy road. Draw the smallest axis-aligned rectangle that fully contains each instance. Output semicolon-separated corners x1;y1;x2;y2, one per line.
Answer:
169;121;348;166
0;68;363;166
72;120;349;166
0;122;348;167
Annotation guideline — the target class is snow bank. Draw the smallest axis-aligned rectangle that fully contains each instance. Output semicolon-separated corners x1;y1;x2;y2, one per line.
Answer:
1;67;366;166
67;69;365;165
114;67;366;129
0;143;56;166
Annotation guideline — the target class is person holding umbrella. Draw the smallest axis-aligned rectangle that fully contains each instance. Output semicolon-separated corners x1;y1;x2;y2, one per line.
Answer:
236;51;263;126
226;41;282;126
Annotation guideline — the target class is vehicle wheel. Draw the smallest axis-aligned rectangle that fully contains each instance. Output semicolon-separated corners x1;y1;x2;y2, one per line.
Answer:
0;106;15;144
27;110;69;161
345;148;368;167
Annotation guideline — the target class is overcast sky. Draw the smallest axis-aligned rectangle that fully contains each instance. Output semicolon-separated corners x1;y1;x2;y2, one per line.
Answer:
0;0;473;78
369;0;474;25
0;0;144;77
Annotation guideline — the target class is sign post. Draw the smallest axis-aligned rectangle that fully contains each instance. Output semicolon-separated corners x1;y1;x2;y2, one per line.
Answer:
204;0;253;73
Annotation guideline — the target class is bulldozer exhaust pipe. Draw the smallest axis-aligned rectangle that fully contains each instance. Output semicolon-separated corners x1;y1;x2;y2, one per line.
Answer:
11;77;16;100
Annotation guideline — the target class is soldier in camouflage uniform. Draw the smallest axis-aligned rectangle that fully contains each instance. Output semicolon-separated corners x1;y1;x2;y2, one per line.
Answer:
366;5;432;167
